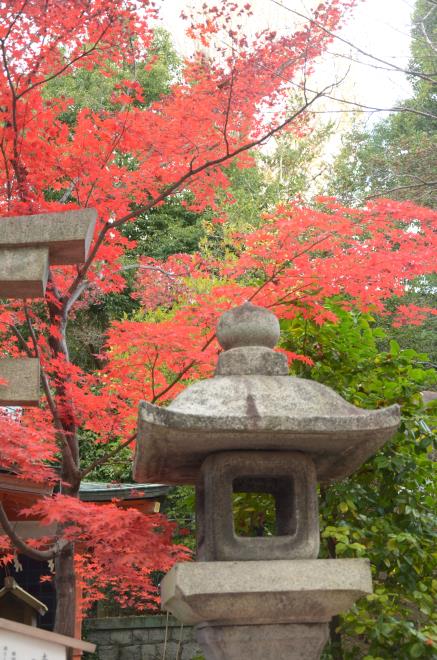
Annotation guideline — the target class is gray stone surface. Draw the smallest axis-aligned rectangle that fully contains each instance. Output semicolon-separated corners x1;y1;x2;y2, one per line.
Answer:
421;390;437;403
0;208;96;265
196;451;319;561
119;645;142;660
134;377;399;484
196;622;329;660
134;302;400;485
216;345;289;376
96;646;118;660
0;358;40;406
85;615;201;660
216;301;280;350
161;559;372;626
0;247;49;298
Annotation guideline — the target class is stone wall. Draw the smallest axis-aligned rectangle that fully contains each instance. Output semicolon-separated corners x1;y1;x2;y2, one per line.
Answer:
84;615;203;660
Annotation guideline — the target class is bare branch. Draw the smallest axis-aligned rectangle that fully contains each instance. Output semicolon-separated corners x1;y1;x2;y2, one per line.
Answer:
80;432;137;480
366;180;437;199
23;306;79;480
0;502;65;561
121;264;176;279
269;0;437;86
253;57;437;122
65;82;331;308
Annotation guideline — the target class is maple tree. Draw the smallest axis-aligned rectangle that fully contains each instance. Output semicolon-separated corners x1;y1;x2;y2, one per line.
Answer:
0;0;436;649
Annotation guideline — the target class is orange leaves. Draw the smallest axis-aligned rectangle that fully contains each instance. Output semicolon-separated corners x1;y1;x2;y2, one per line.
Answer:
2;0;434;616
102;197;437;413
23;494;189;610
0;411;58;483
104;315;219;405
393;305;437;328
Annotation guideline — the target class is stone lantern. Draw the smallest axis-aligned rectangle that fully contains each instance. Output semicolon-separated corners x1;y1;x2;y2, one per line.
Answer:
134;302;400;660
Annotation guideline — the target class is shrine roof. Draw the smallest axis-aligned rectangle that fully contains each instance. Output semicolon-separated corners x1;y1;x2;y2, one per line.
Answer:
79;481;169;501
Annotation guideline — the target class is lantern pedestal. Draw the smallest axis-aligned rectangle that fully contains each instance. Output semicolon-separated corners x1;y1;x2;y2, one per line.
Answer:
162;559;372;658
161;559;372;660
161;560;372;625
196;623;329;660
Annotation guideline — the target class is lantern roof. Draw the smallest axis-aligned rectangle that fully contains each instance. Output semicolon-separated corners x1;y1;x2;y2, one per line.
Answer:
133;303;400;485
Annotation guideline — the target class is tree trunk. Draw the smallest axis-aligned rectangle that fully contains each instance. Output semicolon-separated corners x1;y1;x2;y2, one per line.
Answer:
54;540;76;644
329;616;343;660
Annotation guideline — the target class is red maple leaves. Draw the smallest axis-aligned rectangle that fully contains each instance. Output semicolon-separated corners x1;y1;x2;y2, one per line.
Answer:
1;0;435;622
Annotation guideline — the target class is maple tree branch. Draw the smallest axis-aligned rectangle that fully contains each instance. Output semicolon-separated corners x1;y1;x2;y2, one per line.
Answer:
151;232;333;403
23;306;78;480
2;0;29;43
65;84;329;309
0;39;20;186
84;110;130;207
80;432;137;480
0;502;65;561
366;181;437;199
223;65;236;155
151;333;217;404
150;352;159;400
0;139;12;206
10;325;33;357
47;269;63;302
121;264;176;279
268;281;321;308
59;177;79;204
247;232;333;302
60;280;89;351
269;0;437;86
16;23;113;100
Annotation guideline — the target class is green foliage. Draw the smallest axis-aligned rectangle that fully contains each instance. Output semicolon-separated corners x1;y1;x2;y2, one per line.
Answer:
163;486;197;552
164;486;278;547
233;492;276;537
122;195;205;261
281;304;436;658
79;429;132;482
214;120;333;232
161;303;436;657
44;28;180;123
329;118;437;208
329;0;436;209
376;274;437;365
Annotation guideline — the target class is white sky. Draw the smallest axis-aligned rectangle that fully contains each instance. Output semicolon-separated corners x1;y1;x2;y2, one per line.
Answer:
158;0;414;129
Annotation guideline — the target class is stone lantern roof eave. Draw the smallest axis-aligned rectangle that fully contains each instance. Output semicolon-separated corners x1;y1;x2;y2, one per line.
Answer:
133;399;400;485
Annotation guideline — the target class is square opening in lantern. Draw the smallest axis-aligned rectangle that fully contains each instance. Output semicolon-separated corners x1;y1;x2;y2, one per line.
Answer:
232;476;295;538
196;450;319;562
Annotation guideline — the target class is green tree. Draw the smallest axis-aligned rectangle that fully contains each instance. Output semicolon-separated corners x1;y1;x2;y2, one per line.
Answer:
281;304;436;659
328;0;436;363
329;0;436;208
44;28;180;122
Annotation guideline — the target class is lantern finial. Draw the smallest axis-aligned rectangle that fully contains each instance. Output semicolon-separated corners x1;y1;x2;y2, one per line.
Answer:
216;301;280;351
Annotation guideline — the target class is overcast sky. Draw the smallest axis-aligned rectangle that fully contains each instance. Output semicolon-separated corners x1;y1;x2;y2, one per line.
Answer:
159;0;414;126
